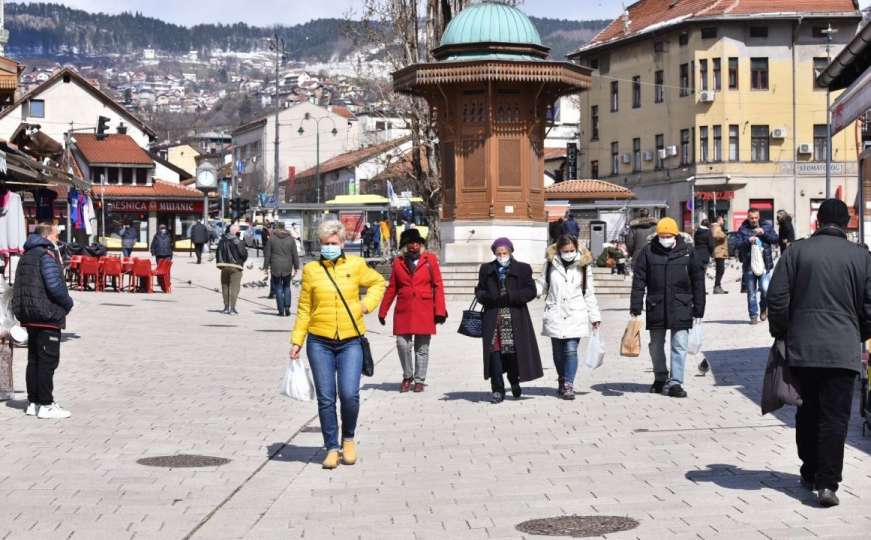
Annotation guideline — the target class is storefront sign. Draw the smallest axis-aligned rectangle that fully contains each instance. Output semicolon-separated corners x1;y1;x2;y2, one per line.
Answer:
111;200;204;214
696;191;735;201
796;163;845;176
732;211;748;232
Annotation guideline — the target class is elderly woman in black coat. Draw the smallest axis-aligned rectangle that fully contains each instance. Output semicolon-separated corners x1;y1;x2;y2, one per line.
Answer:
475;237;543;403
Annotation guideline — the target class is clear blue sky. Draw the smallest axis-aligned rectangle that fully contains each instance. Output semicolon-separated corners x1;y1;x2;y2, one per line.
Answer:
26;0;630;26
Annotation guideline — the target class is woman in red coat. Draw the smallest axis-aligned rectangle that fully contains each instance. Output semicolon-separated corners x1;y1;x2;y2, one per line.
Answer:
378;228;448;392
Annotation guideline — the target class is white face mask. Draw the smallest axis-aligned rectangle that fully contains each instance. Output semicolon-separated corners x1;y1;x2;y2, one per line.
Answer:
658;236;676;249
496;255;511;266
560;251;578;262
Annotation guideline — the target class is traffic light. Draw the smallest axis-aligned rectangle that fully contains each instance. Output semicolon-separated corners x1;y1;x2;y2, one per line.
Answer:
96;116;110;140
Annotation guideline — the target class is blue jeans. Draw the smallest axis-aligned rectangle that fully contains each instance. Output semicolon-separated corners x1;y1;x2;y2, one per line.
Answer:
122;247;133;257
271;275;292;314
743;271;766;318
551;338;579;385
306;334;363;451
649;329;688;386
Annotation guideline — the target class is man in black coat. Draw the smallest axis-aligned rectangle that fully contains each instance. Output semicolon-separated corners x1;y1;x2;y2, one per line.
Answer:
630;217;706;398
189;220;210;264
776;210;796;253
767;199;871;507
626;208;658;262
12;223;74;419
150;225;173;263
561;214;580;239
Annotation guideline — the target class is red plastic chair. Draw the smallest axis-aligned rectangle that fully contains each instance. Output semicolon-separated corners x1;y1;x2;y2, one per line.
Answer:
101;257;123;292
121;257;135;290
131;258;154;293
67;255;83;285
153;258;173;293
79;257;101;291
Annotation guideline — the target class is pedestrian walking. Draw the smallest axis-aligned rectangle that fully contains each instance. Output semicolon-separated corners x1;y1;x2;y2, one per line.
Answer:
693;218;714;267
630;217;705;398
263;222;300;317
216;223;247;315
12;222;74;419
711;215;729;294
626;208;658;262
776;209;796;253
120;221;137;257
475;237;543;404
767;199;871;507
538;235;601;400
189;219;210;264
150;225;173;263
290;220;386;469
380;217;392;256
548;217;564;244
737;208;778;324
378;228;447;393
561;213;580;239
361;224;375;258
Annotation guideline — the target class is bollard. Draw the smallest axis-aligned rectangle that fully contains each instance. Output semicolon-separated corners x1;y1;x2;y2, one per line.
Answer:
0;339;13;401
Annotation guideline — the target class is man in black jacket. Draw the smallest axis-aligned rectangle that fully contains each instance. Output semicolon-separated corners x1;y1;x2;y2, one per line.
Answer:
630;217;706;398
189;220;210;264
12;222;74;419
150;225;173;263
776;210;796;253
263;222;300;316
767;199;871;507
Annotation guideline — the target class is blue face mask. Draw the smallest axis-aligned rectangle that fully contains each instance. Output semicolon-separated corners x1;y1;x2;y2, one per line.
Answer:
320;245;342;261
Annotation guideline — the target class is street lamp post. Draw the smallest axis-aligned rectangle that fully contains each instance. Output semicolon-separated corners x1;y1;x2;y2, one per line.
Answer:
268;31;285;215
297;113;338;204
822;23;838;199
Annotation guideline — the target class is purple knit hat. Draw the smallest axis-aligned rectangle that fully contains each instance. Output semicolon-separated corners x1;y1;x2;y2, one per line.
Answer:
491;237;514;253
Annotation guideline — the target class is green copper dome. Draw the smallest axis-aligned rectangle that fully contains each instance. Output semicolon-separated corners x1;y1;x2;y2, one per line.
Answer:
440;2;543;49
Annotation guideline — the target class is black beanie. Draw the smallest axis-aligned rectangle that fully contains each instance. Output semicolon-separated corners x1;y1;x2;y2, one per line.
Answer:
399;228;424;248
818;198;850;227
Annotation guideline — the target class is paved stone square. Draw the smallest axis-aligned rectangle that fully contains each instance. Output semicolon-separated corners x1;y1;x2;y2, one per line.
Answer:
0;253;869;539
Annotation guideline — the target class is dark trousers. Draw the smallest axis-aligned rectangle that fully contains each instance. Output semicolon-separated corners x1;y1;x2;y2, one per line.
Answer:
271;274;292;314
122;247;133;258
193;243;204;264
489;352;519;394
714;258;726;288
25;327;61;405
794;367;857;491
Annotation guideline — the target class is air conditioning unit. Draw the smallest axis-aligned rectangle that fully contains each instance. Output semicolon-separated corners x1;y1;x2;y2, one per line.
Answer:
798;143;812;154
657;148;668;159
667;145;678;156
622;153;632;164
771;127;788;139
643;151;654;161
699;90;716;103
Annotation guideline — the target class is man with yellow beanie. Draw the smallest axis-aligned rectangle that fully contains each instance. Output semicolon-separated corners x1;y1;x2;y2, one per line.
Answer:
629;217;706;397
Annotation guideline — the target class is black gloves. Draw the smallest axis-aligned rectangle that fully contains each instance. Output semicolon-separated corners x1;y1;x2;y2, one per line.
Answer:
435;315;447;325
378;317;386;326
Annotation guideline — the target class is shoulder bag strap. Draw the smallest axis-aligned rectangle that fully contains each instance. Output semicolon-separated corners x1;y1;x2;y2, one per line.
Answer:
320;261;363;338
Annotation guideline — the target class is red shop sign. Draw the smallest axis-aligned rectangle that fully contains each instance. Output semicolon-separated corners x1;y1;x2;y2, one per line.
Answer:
111;200;204;214
696;191;735;201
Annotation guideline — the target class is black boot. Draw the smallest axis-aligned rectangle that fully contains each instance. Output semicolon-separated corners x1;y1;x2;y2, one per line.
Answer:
556;377;564;396
511;383;522;399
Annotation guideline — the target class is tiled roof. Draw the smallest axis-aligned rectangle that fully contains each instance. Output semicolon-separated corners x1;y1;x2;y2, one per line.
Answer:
98;180;203;199
331;105;355;119
283;136;411;183
544;147;567;160
576;0;858;53
545;179;633;199
74;134;154;166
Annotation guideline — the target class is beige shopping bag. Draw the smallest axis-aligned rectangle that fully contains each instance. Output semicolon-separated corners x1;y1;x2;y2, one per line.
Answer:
620;318;642;357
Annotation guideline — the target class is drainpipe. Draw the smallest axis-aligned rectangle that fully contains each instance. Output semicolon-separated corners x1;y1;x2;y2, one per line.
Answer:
792;18;801;235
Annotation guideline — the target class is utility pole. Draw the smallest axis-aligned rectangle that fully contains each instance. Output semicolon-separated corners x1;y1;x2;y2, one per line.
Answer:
822;23;838;199
268;31;285;216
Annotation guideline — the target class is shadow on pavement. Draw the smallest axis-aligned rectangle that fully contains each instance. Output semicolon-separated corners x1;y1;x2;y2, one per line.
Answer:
685;464;815;506
705;320;752;325
4;399;26;411
267;442;321;463
590;382;650;396
361;382;402;392
202;324;238;328
440;391;493;403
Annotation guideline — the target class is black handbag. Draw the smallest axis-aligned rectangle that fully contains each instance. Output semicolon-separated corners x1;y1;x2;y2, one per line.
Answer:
457;298;484;338
320;263;375;377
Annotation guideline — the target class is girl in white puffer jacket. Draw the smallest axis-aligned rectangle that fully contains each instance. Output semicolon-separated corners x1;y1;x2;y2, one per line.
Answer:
537;235;602;400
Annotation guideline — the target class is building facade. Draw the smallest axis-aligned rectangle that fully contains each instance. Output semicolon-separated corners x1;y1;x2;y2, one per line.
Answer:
570;0;862;236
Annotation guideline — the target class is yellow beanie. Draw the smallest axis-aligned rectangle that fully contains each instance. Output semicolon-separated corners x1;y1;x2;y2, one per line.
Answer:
656;217;679;236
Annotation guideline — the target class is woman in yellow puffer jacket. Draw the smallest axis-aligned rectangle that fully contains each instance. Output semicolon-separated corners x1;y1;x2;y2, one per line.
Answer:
290;220;386;470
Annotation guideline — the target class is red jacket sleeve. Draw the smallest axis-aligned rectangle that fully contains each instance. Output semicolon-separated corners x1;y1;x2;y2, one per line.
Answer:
378;258;399;319
430;255;448;318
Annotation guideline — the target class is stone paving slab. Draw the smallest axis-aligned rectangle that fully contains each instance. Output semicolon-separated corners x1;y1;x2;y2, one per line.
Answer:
0;256;869;539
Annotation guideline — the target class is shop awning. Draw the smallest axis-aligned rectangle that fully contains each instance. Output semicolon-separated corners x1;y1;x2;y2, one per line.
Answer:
326;194;391;205
831;65;871;134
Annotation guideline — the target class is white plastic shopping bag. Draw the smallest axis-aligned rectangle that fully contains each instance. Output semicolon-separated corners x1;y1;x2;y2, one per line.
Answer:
760;269;773;295
687;319;704;355
583;329;605;369
750;241;765;277
281;359;315;401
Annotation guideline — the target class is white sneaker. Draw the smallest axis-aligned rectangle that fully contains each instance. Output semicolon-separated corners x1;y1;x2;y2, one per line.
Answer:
36;403;71;419
25;402;38;416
